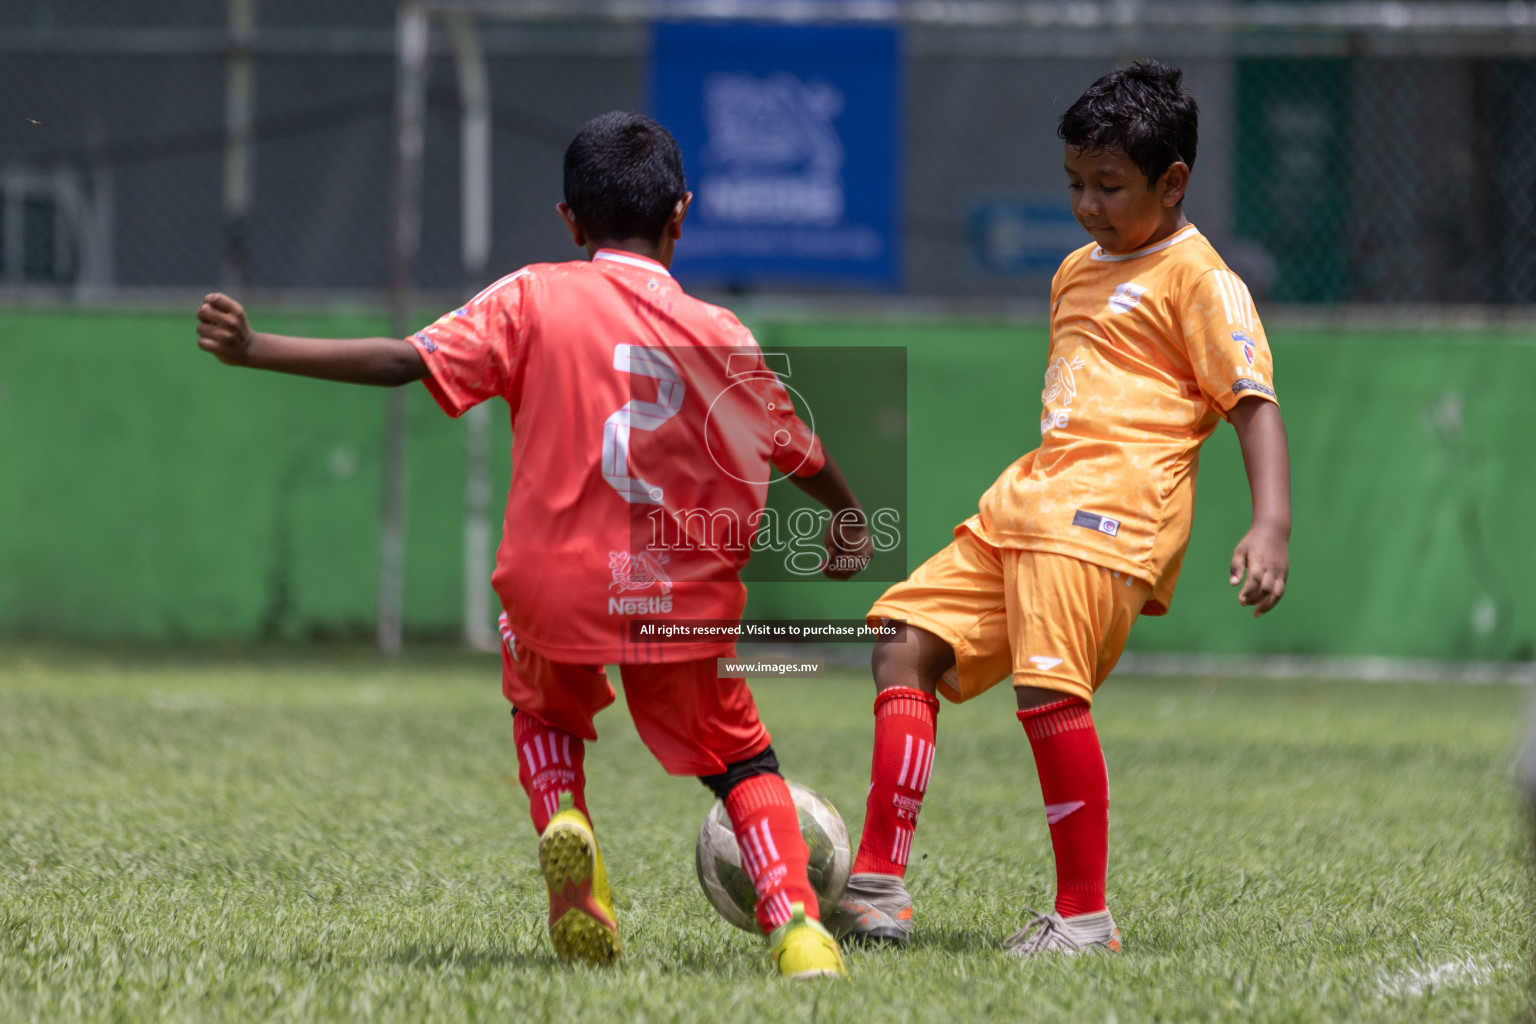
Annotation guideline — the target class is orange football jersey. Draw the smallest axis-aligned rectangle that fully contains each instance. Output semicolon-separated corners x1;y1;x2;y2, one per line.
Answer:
973;225;1278;615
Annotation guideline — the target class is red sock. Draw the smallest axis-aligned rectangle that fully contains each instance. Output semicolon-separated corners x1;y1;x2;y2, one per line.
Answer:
513;711;588;834
1018;698;1108;917
724;774;820;933
851;686;940;877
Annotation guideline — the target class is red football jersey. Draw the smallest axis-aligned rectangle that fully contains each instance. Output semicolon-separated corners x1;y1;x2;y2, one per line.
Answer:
408;249;824;663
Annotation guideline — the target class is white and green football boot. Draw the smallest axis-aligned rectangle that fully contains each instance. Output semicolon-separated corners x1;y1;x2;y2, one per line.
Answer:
1002;909;1120;957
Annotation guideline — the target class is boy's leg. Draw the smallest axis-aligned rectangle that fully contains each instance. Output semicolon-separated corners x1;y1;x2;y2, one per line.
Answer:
698;747;845;979
503;630;611;834
835;528;1014;944
513;709;589;834
619;659;817;932
849;625;950;879
621;660;845;978
501;629;622;965
696;745;821;933
1001;554;1148;957
1012;689;1112;942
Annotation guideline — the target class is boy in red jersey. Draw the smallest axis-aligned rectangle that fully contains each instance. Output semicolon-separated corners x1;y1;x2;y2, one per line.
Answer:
196;112;870;978
831;62;1292;955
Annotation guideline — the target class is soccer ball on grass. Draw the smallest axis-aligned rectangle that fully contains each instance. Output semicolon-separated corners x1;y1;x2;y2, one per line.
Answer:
694;779;851;932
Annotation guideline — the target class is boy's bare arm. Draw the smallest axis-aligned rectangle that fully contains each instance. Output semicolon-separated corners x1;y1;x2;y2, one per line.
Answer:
196;293;427;387
789;452;874;581
1228;396;1291;616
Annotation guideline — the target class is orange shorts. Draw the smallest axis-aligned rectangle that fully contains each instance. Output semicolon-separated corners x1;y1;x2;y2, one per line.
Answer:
868;527;1151;705
501;637;770;777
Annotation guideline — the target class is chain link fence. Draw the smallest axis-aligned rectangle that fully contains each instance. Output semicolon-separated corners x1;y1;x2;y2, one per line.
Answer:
5;1;1536;305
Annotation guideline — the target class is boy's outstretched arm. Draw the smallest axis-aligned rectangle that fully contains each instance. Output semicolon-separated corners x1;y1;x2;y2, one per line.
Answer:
1228;396;1291;617
196;293;427;387
790;452;874;581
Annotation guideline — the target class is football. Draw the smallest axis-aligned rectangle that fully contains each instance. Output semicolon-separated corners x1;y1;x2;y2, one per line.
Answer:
694;779;852;932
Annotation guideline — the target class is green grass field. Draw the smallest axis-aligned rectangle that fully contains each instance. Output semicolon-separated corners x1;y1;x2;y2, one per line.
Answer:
1;648;1530;1022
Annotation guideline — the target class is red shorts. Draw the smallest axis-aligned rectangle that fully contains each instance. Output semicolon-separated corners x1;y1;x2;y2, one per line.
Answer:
501;637;771;777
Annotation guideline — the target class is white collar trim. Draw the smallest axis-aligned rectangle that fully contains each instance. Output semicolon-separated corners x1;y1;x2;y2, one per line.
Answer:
594;250;671;276
1089;225;1200;262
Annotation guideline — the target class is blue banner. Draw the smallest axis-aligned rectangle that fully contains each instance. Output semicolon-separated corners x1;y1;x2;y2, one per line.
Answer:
968;194;1084;275
651;23;902;288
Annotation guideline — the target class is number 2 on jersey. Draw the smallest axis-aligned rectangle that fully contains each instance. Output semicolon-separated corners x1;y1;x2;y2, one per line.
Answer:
602;343;684;505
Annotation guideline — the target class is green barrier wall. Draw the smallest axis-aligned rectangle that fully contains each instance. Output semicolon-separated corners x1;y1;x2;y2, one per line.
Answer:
2;309;1534;660
0;309;511;644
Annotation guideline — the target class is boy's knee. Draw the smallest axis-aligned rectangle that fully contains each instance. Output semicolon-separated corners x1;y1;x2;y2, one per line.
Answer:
698;745;780;801
1015;685;1078;712
871;621;951;696
870;636;906;686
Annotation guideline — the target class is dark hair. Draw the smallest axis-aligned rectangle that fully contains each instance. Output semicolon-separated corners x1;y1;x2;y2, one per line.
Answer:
1058;60;1198;187
563;112;687;244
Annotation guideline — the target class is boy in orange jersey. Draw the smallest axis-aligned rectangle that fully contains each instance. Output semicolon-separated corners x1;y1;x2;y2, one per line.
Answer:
830;62;1292;954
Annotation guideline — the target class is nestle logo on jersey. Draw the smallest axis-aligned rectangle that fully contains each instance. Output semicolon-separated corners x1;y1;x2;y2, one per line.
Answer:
1072;510;1120;537
608;550;674;615
608;595;674;615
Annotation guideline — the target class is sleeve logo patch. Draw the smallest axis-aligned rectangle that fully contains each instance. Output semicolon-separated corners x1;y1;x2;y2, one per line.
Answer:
1231;330;1255;365
1232;378;1276;399
1072;510;1121;537
413;306;467;353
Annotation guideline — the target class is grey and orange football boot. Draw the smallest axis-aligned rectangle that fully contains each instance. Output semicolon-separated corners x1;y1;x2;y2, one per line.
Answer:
826;872;915;945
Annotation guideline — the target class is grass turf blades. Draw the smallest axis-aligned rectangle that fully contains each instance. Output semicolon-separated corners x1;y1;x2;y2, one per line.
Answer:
0;649;1528;1022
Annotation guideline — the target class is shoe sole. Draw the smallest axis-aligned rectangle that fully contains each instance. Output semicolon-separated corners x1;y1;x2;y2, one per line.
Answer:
1006;944;1118;958
1004;937;1120;958
775;937;849;979
783;967;847;980
828;906;913;947
539;821;620;966
839;926;911;947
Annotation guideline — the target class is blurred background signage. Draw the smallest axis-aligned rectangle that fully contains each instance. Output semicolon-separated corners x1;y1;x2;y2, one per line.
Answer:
968;195;1084;275
651;23;902;289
